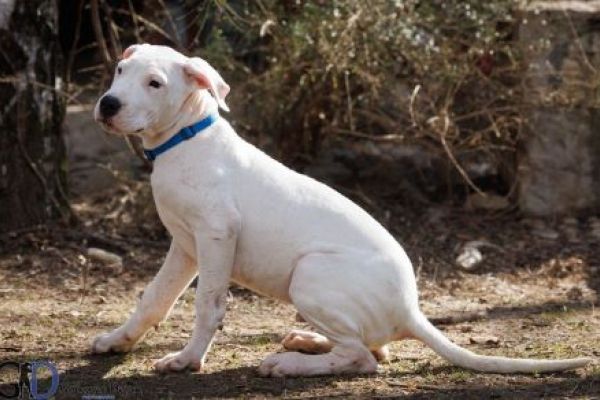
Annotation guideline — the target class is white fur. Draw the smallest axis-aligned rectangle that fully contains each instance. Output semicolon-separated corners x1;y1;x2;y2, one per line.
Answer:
92;44;591;376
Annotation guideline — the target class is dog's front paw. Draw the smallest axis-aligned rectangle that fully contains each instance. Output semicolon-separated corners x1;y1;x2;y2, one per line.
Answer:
91;329;135;354
153;350;203;373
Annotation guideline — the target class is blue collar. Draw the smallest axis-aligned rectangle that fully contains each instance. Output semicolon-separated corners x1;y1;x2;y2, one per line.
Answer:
143;114;218;161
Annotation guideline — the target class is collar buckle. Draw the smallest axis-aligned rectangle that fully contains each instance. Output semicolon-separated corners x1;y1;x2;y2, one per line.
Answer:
179;126;195;140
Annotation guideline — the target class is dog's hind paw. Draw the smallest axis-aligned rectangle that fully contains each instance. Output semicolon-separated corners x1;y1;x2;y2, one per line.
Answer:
281;329;332;354
258;352;289;377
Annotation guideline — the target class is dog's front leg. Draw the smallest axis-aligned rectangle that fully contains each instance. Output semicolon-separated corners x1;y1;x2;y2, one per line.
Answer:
153;215;239;373
92;241;197;354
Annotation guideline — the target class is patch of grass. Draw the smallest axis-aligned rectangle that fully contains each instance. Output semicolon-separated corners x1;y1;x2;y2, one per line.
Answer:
538;309;570;321
526;342;578;359
217;349;245;369
239;334;275;347
566;320;593;332
445;368;475;383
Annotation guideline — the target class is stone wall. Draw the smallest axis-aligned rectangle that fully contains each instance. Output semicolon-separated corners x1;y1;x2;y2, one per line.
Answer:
518;1;600;215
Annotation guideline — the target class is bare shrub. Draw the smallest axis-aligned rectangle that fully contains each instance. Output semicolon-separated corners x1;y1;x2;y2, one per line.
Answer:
67;0;525;198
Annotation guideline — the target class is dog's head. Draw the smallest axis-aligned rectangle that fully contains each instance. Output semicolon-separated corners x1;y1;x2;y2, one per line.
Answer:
94;44;229;137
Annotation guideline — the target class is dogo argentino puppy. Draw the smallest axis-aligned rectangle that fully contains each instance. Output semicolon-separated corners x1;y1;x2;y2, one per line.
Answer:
92;44;591;377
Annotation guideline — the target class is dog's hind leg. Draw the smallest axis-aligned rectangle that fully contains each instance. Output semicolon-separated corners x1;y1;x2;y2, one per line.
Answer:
259;341;377;377
92;241;197;353
282;329;389;361
260;252;388;377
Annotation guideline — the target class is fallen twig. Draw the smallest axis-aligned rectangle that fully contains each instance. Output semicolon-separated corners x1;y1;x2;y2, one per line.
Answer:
429;310;489;326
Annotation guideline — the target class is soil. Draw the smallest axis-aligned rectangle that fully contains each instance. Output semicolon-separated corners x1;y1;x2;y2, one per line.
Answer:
1;171;599;399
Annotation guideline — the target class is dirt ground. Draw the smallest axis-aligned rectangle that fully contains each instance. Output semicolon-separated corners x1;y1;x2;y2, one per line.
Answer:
1;175;599;399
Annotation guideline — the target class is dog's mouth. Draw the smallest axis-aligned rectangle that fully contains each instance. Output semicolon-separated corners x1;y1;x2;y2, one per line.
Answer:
97;118;144;135
98;118;120;135
99;118;113;129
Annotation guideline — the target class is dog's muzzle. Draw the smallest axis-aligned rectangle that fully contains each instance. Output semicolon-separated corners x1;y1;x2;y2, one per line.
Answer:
99;95;122;118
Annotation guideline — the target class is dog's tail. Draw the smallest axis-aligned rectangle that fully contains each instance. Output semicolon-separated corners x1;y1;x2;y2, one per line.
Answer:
407;311;591;373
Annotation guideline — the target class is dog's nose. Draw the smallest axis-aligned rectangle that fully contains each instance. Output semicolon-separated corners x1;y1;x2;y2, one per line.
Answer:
99;95;121;118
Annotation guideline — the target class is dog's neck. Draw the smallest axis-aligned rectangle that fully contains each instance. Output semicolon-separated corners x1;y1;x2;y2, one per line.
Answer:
139;90;217;149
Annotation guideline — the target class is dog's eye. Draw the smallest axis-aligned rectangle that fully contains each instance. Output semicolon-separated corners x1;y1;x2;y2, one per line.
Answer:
117;67;122;75
149;80;162;89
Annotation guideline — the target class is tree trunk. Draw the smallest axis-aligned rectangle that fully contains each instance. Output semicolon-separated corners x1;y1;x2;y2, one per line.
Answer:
0;0;68;232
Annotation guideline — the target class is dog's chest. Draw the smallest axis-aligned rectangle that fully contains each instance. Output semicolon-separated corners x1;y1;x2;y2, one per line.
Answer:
151;161;227;249
152;158;225;207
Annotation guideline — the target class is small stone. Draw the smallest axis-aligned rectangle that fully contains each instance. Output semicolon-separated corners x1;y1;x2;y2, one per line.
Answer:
469;336;500;345
588;217;600;240
456;245;483;270
566;287;583;301
560;217;579;242
562;217;578;227
527;219;560;240
532;226;559;240
465;192;510;211
87;248;123;268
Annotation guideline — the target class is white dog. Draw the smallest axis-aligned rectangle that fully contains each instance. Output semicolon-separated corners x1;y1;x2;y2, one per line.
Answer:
92;44;590;377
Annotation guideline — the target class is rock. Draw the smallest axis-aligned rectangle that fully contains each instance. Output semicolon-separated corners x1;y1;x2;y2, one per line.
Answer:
455;240;504;271
456;243;484;270
518;2;600;215
87;247;123;268
469;335;500;346
529;219;560;240
533;227;560;240
566;286;583;301
561;217;580;242
465;192;510;211
589;217;600;240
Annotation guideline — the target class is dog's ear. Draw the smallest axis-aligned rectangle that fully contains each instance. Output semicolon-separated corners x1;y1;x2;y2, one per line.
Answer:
122;44;143;60
122;45;137;60
183;58;230;112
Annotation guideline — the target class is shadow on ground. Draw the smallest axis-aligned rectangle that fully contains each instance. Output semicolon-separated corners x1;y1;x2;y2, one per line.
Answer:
2;351;597;399
430;299;598;326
